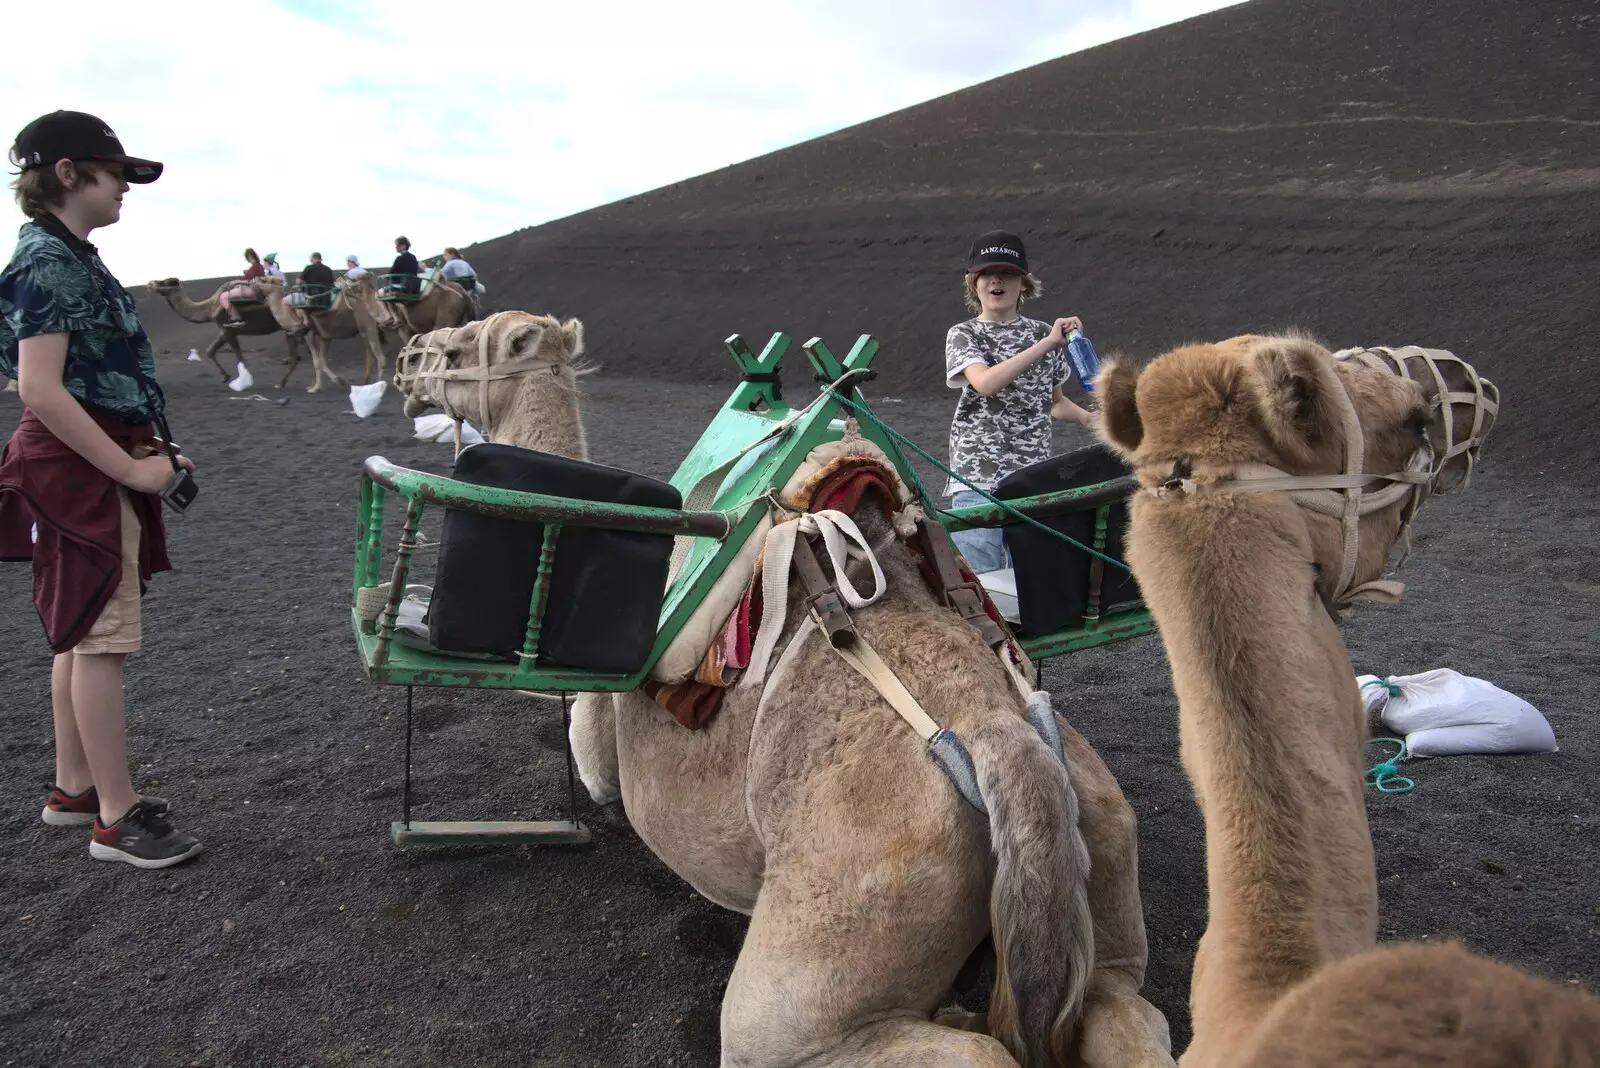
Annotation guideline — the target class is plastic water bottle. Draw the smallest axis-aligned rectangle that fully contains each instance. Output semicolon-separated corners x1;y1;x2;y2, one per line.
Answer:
1066;329;1101;390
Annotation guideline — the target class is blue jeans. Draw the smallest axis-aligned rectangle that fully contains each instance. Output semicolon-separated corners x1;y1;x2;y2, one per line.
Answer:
948;490;1009;573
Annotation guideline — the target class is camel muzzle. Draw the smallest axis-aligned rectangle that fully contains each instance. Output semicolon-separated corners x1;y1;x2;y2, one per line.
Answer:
1147;346;1498;607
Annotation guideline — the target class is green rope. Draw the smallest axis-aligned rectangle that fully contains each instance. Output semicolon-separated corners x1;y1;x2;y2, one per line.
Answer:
1361;676;1403;697
1366;737;1414;793
830;391;1132;572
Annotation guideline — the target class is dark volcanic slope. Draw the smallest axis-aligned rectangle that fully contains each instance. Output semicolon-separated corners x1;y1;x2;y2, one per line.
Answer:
447;0;1599;473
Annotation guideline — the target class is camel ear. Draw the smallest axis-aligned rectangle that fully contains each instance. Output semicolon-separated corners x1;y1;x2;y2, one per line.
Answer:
504;321;547;358
1253;339;1341;456
561;318;584;359
1096;358;1143;454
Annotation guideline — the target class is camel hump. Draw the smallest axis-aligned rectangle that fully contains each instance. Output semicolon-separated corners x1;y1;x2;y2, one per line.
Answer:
967;714;1094;1065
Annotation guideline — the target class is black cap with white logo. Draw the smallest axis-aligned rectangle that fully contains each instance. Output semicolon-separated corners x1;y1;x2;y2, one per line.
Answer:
10;111;163;184
966;230;1028;274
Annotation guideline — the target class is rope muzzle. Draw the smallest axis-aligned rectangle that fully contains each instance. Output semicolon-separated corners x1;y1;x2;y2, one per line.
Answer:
1145;346;1497;608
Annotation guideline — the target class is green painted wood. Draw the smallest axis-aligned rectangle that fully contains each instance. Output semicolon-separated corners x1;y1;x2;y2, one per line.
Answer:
1016;608;1156;660
521;521;563;663
802;336;843;382
352;616;642;690
725;331;790;412
390;820;592;847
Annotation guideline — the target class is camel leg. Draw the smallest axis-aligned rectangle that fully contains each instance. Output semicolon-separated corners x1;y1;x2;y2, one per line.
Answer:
277;335;303;389
307;337;345;393
569;692;621;805
721;853;1009;1067
362;328;384;385
1057;717;1176;1068
205;332;235;382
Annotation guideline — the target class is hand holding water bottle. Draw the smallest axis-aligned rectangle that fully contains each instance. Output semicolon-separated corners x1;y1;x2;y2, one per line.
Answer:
1062;322;1100;394
1047;317;1084;348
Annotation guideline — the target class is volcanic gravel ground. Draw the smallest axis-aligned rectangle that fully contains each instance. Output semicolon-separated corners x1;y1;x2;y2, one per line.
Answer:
4;0;1599;1060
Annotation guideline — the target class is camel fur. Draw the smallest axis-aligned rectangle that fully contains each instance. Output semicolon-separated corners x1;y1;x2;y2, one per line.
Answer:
568;474;1171;1064
145;275;307;384
1096;334;1598;1066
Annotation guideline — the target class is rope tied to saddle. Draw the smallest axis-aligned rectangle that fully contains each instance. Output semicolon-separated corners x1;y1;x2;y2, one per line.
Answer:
829;390;1134;572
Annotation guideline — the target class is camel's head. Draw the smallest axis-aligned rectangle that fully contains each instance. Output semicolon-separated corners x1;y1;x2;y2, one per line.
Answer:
394;311;586;426
148;277;182;294
1097;334;1497;607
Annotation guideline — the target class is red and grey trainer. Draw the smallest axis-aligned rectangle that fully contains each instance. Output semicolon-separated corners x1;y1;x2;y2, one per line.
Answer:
42;785;169;827
89;801;202;869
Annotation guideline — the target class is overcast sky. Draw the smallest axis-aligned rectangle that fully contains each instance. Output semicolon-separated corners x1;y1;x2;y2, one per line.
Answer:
4;0;1239;283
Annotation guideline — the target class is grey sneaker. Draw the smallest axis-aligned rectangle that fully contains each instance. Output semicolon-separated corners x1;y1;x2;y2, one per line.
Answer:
89;801;202;869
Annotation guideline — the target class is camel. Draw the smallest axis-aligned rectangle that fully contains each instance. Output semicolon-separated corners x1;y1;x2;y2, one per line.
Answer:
289;277;398;393
1095;335;1599;1065
395;318;1172;1065
373;271;473;337
566;458;1172;1068
145;275;307;384
391;310;588;457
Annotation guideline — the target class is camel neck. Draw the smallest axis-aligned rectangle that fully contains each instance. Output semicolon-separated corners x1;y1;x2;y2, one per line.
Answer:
494;374;588;461
1132;494;1377;1044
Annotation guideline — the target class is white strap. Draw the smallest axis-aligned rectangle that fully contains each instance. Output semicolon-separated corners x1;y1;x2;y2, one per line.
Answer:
831;630;941;741
742;510;886;688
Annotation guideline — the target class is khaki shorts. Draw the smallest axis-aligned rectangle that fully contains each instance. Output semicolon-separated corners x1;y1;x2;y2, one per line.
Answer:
76;487;142;656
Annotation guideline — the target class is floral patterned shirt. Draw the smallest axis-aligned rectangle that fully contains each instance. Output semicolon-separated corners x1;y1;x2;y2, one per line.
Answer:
944;315;1072;493
0;218;163;423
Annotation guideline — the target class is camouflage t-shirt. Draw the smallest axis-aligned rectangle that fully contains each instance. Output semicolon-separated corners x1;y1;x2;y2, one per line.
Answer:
944;315;1072;494
0;219;163;423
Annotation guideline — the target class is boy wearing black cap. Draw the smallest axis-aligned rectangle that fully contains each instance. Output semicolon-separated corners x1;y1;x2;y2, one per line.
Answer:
0;111;203;868
944;230;1094;573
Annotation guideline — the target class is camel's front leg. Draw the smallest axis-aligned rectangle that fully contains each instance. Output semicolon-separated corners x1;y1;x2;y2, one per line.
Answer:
277;335;303;389
1058;716;1176;1068
569;692;621;805
205;332;234;382
307;337;346;393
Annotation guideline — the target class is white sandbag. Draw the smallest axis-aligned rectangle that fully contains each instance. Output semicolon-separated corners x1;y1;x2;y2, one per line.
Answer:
412;413;484;445
186;348;201;362
226;361;253;392
978;568;1021;625
349;380;387;418
1357;669;1558;758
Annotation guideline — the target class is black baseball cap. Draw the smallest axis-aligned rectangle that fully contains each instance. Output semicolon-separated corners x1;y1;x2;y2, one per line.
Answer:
10;111;163;184
967;230;1027;274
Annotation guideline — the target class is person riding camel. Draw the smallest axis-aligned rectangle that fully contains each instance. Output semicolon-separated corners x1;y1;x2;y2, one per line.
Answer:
219;247;263;327
438;247;479;314
286;252;335;309
385;236;420;297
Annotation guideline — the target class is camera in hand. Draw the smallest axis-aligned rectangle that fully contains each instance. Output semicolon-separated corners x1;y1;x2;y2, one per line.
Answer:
161;467;199;513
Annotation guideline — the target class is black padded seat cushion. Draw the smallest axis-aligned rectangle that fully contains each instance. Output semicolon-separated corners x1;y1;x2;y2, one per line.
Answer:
427;443;681;672
993;443;1142;636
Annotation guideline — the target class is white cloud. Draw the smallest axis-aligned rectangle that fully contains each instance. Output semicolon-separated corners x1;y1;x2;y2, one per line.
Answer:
1;0;1239;282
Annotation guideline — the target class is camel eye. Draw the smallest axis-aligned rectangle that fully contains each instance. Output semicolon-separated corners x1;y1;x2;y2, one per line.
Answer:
1407;408;1430;438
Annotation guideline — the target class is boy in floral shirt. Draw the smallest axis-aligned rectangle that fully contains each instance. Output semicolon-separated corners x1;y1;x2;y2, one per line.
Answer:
0;111;202;868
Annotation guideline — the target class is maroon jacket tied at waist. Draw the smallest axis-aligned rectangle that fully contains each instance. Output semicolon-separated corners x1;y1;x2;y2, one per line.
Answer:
0;407;172;652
